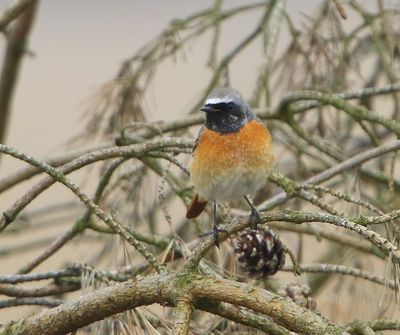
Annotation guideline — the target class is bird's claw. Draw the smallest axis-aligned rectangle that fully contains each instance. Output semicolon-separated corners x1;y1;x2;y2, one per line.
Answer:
213;225;228;248
249;208;261;229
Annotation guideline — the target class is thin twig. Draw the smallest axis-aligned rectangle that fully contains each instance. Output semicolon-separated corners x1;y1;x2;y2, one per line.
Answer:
0;144;166;274
0;137;192;232
259;140;400;211
0;0;38;143
282;263;398;290
0;0;36;31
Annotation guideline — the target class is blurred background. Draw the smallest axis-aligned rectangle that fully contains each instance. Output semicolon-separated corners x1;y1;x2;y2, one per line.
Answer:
0;0;379;210
1;1;399;333
1;0;376;163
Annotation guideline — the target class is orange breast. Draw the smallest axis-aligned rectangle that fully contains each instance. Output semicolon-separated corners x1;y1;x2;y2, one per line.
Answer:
190;120;274;190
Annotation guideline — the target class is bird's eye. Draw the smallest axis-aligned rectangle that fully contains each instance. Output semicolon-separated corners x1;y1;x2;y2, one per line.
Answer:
225;102;242;117
226;102;235;110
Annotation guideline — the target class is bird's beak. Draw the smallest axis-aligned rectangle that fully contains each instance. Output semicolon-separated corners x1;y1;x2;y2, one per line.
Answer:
200;105;219;113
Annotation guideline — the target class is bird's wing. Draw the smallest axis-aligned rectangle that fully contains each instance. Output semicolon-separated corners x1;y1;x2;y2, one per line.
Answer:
186;194;208;219
192;125;205;155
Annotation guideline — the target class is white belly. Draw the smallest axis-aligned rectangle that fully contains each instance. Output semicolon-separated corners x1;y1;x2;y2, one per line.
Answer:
197;166;267;202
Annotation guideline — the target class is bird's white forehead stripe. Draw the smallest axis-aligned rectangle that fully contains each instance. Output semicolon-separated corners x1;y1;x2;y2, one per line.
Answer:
205;97;233;105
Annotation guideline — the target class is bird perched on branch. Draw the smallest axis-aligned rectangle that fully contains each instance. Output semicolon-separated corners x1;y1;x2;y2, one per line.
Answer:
186;87;274;246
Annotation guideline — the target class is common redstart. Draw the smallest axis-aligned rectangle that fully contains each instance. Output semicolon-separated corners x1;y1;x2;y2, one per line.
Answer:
186;87;274;246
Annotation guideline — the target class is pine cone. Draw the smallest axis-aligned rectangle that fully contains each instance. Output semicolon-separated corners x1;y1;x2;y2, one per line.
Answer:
277;283;317;311
232;228;285;278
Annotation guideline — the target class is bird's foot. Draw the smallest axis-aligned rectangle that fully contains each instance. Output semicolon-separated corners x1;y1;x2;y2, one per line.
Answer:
249;207;261;230
213;225;228;248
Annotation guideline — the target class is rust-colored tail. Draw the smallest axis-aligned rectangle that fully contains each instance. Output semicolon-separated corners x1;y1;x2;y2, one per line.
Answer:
186;194;208;219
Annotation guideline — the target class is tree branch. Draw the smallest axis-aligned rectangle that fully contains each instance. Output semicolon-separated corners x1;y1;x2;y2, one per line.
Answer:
172;298;193;335
191;275;348;334
259;140;400;211
0;137;192;232
0;0;38;143
0;144;166;274
0;274;172;335
0;0;36;31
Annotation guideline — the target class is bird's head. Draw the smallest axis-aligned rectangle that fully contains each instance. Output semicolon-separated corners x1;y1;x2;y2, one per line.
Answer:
200;88;255;134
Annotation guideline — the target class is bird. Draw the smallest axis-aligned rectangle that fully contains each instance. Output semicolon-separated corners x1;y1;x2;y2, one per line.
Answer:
186;87;274;246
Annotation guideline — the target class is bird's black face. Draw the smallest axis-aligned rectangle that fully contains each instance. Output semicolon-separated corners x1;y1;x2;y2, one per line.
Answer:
201;101;248;134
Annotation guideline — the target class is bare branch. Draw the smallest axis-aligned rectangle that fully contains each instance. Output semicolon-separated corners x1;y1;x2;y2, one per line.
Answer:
0;0;36;31
172;298;193;335
0;282;79;298
0;0;38;143
282;263;398;290
0;144;166;274
191;276;348;334
198;301;292;335
0;297;63;309
259;140;400;211
0;274;172;335
0;137;192;232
